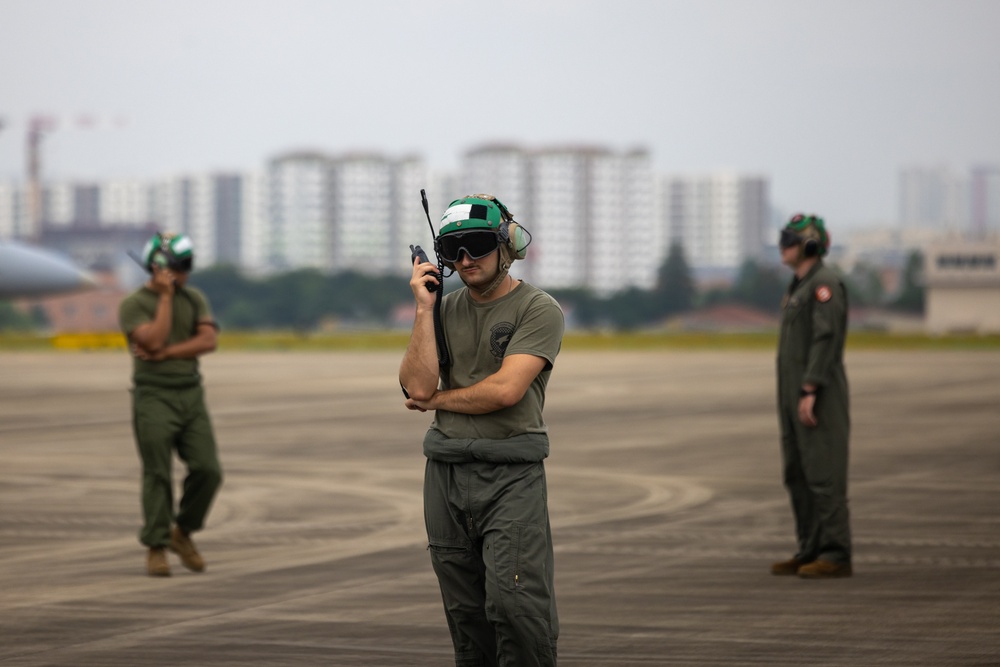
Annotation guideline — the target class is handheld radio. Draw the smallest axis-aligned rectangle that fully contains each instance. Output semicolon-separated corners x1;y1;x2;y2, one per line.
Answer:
401;190;451;399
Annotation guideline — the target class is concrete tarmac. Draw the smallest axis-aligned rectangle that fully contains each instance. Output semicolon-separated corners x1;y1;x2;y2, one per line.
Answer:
1;349;998;666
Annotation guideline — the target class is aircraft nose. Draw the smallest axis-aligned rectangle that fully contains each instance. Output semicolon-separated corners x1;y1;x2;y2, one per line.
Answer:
0;242;100;298
79;269;101;290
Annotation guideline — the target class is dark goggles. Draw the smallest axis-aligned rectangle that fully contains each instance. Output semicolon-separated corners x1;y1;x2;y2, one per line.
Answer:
173;257;194;272
164;256;194;272
437;231;499;263
779;229;802;249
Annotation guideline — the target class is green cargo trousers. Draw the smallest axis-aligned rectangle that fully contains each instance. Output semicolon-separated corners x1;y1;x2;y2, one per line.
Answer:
778;400;852;564
131;382;223;548
424;459;558;667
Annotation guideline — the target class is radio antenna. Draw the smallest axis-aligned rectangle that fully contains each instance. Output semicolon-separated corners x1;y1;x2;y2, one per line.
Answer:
420;189;436;237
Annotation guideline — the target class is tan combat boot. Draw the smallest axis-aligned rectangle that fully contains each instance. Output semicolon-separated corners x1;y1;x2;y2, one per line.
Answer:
797;559;852;579
169;526;206;572
147;547;171;577
770;557;809;576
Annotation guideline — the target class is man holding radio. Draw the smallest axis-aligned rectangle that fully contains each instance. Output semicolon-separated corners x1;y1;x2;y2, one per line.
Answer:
400;195;564;666
119;232;223;577
772;214;853;579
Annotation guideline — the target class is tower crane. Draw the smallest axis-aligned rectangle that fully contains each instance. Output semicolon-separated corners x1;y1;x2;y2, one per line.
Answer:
23;113;128;238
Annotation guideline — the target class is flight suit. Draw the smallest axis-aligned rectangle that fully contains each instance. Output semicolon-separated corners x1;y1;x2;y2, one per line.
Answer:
777;260;852;565
120;285;223;549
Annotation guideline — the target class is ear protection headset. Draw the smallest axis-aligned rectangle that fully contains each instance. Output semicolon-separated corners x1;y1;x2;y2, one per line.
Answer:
803;234;819;259
149;242;171;270
486;196;530;260
786;214;828;258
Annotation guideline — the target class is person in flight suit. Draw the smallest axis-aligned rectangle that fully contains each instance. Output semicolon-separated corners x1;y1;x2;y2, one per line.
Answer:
119;232;223;577
771;213;853;579
400;194;564;666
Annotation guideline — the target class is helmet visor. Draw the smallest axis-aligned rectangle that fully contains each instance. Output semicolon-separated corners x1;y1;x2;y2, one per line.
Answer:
438;231;499;263
779;229;802;249
170;256;194;272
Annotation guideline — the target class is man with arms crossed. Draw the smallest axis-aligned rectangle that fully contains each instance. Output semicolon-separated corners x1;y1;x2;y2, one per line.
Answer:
119;232;223;577
400;195;564;666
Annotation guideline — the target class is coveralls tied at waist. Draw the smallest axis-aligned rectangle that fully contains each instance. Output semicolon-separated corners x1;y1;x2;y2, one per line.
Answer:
132;371;203;389
423;428;549;464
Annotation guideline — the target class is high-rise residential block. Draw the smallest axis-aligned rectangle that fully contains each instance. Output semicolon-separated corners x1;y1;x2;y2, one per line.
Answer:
331;153;395;274
0;182;26;238
462;144;656;295
970;165;1000;237
267;152;333;272
100;179;158;227
898;165;969;231
662;172;770;275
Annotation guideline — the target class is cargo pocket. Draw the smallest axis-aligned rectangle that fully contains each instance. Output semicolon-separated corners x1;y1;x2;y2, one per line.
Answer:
427;540;475;580
511;522;551;618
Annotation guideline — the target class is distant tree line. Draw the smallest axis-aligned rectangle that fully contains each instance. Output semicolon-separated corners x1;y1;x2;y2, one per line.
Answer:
189;245;924;332
192;266;412;331
0;246;925;332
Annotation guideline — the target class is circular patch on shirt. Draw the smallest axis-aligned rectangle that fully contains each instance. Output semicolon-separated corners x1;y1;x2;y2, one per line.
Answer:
490;321;515;360
815;285;832;303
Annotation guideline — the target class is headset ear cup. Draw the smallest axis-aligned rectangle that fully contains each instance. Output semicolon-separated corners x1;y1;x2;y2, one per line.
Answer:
507;222;527;260
803;239;818;258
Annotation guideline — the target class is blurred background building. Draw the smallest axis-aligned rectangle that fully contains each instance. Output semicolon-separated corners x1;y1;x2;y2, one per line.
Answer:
661;172;770;281
899;164;1000;237
3;140;1000;334
3;142;761;296
924;240;1000;334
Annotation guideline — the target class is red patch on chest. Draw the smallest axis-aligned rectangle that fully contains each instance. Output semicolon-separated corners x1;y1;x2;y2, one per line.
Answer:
815;285;832;303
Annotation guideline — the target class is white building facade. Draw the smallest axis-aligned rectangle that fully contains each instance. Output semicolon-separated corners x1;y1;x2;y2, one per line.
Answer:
461;144;656;295
924;239;1000;334
331;154;395;274
0;181;27;238
662;172;770;275
899;165;970;232
970;165;1000;237
266;152;333;273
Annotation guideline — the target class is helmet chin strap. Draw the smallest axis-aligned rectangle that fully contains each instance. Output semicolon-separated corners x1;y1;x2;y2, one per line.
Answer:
470;242;514;298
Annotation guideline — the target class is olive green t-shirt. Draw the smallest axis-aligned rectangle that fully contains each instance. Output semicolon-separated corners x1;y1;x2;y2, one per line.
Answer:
118;285;213;378
430;281;565;441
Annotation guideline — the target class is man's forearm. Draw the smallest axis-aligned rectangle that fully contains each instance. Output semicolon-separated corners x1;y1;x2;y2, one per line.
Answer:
157;325;217;360
421;381;510;415
133;295;173;350
399;306;440;399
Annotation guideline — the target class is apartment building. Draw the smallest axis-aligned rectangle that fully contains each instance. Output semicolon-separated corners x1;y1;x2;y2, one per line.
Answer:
462;144;656;295
3;147;773;296
331;153;395;274
391;156;443;275
0;181;26;238
100;179;159;227
267;152;332;272
662;172;769;276
264;151;436;276
970;165;1000;237
460;144;531;220
898;165;969;231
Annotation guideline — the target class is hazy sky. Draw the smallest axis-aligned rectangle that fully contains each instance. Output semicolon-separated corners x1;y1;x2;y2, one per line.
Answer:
2;0;998;228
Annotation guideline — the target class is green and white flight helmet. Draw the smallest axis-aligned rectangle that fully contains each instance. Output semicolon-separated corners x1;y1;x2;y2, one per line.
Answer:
783;214;830;257
437;194;524;297
437;195;507;237
437;194;527;264
141;232;195;272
